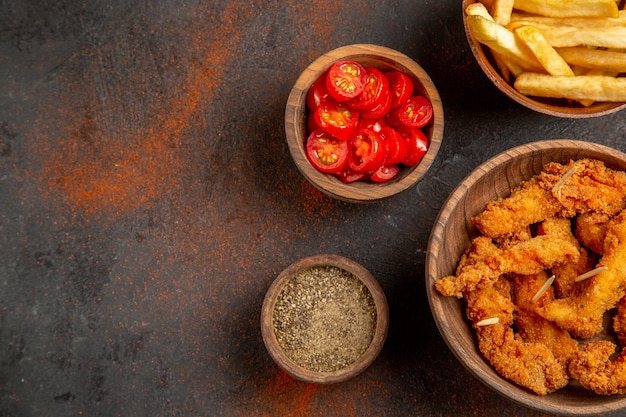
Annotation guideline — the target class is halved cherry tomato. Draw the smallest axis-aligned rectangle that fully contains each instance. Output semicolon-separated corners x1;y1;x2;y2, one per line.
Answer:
356;117;388;133
378;127;407;166
335;166;369;183
307;75;332;110
398;95;433;128
384;106;404;130
398;126;429;166
348;67;389;111
314;100;359;141
308;114;321;133
347;128;387;173
326;61;368;102
387;71;414;108
371;164;400;183
306;129;348;173
360;90;391;120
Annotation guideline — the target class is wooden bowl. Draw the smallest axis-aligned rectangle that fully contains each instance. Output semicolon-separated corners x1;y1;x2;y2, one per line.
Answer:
285;44;444;203
426;140;626;415
261;254;389;383
462;0;626;118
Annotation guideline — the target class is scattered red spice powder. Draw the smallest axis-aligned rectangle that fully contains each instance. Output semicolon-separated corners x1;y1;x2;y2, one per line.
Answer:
17;1;380;415
37;46;232;217
260;368;318;417
32;0;343;220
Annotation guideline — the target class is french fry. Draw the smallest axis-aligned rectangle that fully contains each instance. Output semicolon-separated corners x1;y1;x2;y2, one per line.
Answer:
492;0;515;25
555;47;626;72
466;15;544;72
466;2;495;20
571;68;620;106
466;0;626;106
493;51;525;80
514;73;626;102
513;25;575;76
536;25;626;48
509;10;626;28
513;0;619;18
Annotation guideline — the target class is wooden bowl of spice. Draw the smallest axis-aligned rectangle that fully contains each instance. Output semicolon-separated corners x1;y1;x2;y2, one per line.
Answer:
261;254;389;383
285;44;444;203
426;140;626;415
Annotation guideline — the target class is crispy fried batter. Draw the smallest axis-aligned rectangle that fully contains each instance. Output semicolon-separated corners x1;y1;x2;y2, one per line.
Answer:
569;295;626;395
472;159;626;239
471;176;563;239
465;277;569;395
436;222;580;298
542;159;626;217
539;209;626;339
436;158;626;396
511;272;579;371
614;296;626;348
575;211;612;255
569;341;626;395
537;216;598;298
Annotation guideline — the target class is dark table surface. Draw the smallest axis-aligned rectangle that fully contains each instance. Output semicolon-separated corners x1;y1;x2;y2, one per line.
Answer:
1;1;625;416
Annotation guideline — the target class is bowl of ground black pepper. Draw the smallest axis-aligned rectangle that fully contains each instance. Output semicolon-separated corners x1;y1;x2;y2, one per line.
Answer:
261;254;389;383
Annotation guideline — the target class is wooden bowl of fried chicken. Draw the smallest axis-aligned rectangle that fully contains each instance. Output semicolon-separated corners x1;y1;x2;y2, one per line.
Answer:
427;140;626;415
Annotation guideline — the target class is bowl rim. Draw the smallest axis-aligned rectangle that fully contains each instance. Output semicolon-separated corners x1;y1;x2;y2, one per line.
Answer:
426;139;626;415
261;254;389;384
284;43;444;203
461;0;626;119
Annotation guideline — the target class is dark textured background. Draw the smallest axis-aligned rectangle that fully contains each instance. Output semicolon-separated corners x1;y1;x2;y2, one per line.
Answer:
1;1;625;416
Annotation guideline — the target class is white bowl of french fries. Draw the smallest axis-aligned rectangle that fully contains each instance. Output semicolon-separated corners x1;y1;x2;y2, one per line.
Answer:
463;0;626;118
427;139;626;414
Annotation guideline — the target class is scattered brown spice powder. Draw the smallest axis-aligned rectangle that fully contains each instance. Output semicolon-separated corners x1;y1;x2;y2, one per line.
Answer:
272;265;377;372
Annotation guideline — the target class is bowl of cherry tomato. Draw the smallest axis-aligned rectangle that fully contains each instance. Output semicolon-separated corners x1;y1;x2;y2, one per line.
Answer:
285;44;444;203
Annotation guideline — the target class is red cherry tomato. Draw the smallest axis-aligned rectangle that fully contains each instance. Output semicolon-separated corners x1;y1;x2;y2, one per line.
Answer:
305;129;348;173
335;166;369;183
307;75;332;110
371;164;400;183
308;114;321;133
347;128;387;173
356;117;388;133
378;127;407;166
360;90;392;120
304;66;428;183
398;126;429;166
385;106;404;130
398;95;433;128
348;67;390;111
314;100;359;141
387;71;414;108
325;61;368;102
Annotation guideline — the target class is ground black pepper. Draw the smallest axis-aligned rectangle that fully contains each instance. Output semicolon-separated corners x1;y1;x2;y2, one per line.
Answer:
272;265;377;372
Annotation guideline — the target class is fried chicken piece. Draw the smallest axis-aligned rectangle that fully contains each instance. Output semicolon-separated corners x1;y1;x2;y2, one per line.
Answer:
511;272;579;371
569;341;626;395
465;276;515;327
537;216;597;298
570;295;626;395
539;209;626;339
465;277;569;395
613;296;626;348
472;159;626;239
471;176;564;239
436;222;580;298
543;159;626;217
552;248;597;299
575;211;611;255
495;226;532;249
